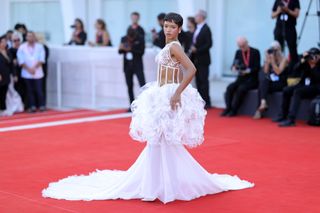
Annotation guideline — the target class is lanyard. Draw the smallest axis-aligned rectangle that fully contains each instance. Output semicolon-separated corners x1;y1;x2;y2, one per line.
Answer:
241;49;250;67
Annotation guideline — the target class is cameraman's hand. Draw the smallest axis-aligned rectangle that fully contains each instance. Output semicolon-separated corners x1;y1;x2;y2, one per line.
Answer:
301;51;309;63
282;5;290;13
231;65;237;72
269;53;276;63
276;6;283;14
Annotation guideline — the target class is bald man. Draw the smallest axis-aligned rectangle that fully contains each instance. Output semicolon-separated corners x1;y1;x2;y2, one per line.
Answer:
221;37;261;117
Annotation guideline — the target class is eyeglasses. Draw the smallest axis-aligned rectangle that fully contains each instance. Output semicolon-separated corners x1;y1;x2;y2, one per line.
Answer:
13;39;20;42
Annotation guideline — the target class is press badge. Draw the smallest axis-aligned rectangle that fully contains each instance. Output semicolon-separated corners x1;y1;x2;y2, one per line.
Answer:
126;52;133;60
270;73;280;82
305;78;311;85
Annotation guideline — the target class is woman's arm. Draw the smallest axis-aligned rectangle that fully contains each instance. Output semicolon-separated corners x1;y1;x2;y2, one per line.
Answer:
169;43;196;110
102;31;111;46
272;6;282;19
271;56;288;75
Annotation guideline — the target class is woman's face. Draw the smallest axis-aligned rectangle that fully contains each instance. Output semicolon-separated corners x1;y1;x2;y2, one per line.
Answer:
75;20;82;30
95;22;102;30
187;21;195;32
0;38;7;49
163;21;180;41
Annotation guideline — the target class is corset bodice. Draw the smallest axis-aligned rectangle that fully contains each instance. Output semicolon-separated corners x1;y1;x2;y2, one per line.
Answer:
155;41;182;86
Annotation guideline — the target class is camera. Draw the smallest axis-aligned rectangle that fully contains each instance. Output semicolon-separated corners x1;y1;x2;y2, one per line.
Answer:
267;48;275;55
278;1;285;7
234;59;247;71
302;48;320;61
303;52;317;61
70;25;76;29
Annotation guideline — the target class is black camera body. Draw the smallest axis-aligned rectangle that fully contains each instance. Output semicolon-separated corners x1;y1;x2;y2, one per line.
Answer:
303;52;317;61
267;48;275;54
234;59;247;71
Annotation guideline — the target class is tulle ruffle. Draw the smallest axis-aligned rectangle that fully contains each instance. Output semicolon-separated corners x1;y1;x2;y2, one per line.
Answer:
129;82;207;148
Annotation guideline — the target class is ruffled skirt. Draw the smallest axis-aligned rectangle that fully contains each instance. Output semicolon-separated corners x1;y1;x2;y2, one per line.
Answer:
130;82;206;148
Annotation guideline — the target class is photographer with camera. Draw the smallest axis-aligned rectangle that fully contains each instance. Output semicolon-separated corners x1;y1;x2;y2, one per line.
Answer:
253;41;288;119
273;47;320;126
119;28;146;111
221;37;261;117
272;0;300;64
68;18;87;46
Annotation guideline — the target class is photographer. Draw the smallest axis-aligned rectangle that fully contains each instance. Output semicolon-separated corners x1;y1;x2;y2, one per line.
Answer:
253;41;288;119
221;37;261;117
272;0;300;64
68;18;87;45
119;28;146;111
273;47;320;127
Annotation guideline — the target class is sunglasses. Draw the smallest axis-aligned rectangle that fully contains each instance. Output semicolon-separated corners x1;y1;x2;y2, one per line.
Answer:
13;39;20;42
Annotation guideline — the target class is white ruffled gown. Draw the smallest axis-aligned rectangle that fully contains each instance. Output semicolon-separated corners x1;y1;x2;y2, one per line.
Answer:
42;41;254;204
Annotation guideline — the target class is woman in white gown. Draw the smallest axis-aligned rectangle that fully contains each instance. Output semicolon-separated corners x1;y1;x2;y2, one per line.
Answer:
42;13;254;204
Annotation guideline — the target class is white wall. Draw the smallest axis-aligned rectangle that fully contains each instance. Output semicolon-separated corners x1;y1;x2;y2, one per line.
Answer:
1;0;319;78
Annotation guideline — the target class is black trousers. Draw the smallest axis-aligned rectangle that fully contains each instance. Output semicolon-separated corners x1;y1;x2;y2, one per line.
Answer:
258;72;286;103
225;76;258;113
274;25;298;64
280;85;320;121
0;84;9;110
124;61;146;104
14;77;27;108
195;64;211;107
24;78;45;108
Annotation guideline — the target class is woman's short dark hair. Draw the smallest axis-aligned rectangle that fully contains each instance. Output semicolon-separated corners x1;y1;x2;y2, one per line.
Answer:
164;13;183;27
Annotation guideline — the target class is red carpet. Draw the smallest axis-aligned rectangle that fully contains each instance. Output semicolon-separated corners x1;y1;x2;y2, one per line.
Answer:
0;109;319;213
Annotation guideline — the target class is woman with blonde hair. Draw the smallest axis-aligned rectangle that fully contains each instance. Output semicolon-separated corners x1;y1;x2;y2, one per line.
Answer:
253;41;288;119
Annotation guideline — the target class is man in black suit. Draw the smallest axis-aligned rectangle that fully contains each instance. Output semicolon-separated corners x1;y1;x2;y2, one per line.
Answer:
221;37;261;117
152;13;166;49
190;10;213;108
119;28;146;110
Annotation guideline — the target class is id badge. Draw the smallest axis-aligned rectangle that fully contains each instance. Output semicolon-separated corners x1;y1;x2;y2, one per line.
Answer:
126;52;133;60
270;73;280;82
305;78;311;86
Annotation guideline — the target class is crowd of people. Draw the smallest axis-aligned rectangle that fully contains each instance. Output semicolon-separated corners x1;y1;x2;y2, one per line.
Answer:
1;0;319;128
220;0;320;127
0;24;49;116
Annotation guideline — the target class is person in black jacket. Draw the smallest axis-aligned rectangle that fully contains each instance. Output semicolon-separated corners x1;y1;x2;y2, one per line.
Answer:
119;28;146;110
152;13;166;49
68;18;87;45
190;10;213;108
221;37;261;117
127;12;145;40
0;36;14;113
184;16;197;57
253;41;288;119
275;47;320;127
8;33;26;107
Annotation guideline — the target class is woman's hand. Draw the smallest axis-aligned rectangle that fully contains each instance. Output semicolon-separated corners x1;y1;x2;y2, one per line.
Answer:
170;92;181;111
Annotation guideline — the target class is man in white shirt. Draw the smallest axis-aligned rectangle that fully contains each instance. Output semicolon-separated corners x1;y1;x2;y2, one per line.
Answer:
17;31;46;112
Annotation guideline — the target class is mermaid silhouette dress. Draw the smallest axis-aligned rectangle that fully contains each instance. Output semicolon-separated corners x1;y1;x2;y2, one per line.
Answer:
42;41;254;204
